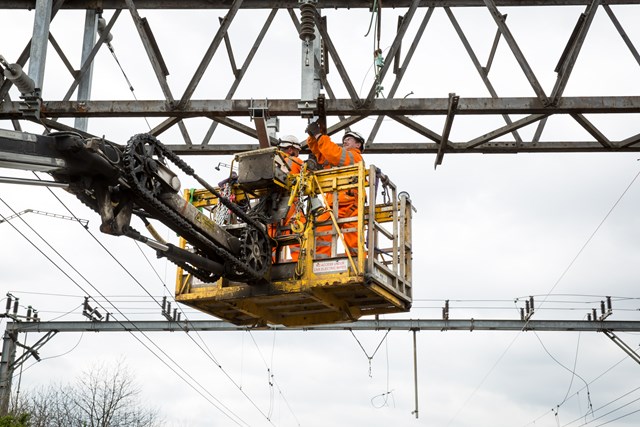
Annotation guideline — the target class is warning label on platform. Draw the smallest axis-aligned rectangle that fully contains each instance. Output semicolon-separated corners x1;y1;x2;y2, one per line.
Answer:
313;259;349;274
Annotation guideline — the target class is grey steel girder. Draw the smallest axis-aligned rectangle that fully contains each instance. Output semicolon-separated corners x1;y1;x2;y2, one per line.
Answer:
3;1;640;8
7;319;640;333
1;97;638;117
2;1;640;156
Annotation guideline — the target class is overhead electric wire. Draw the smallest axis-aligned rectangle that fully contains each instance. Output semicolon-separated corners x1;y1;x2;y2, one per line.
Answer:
39;176;278;425
2;196;250;427
46;303;83;321
448;164;640;426
533;330;593;413
592;407;640;426
523;344;640;426
15;332;85;377
370;334;395;409
247;329;300;426
103;37;152;131
534;166;640;313
575;396;640;426
0;198;97;300
560;386;640;426
131;240;285;425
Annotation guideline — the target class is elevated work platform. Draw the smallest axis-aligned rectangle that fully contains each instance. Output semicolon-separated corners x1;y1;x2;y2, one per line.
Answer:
176;156;413;327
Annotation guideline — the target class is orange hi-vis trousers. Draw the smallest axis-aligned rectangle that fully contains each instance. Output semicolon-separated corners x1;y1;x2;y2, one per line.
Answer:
314;203;358;259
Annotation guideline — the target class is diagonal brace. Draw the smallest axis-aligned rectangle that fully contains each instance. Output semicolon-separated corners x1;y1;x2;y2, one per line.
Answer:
602;330;640;365
435;93;459;168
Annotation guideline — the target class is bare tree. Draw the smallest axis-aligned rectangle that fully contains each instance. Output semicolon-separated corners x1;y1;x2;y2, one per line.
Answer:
12;360;160;427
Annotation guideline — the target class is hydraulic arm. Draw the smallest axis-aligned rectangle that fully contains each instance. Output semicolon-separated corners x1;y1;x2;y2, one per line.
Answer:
0;129;273;284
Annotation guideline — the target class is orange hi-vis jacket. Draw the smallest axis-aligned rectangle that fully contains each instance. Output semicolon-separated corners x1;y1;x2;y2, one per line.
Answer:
282;152;303;176
307;134;363;257
307;134;363;207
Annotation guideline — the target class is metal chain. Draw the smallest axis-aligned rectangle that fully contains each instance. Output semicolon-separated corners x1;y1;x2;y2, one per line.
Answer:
122;134;264;281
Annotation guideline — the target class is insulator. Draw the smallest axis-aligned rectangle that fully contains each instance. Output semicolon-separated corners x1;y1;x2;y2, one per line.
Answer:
3;62;35;95
592;308;597;320
529;296;534;312
162;296;167;312
606;296;612;311
105;313;110;322
299;2;317;43
83;297;89;312
12;298;19;314
520;308;525;321
26;306;32;319
587;313;591;321
97;17;113;43
172;308;177;321
5;296;11;312
600;300;605;315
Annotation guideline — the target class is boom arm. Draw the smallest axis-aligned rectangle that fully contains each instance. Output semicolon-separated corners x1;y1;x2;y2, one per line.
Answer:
0;129;273;284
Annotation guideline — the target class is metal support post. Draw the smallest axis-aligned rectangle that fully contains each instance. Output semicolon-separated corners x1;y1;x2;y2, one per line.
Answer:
28;0;53;92
75;9;98;132
412;329;419;418
299;0;321;117
0;331;17;416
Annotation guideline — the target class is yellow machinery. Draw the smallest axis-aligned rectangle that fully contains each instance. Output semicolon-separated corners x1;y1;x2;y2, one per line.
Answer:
175;148;414;327
0;130;412;327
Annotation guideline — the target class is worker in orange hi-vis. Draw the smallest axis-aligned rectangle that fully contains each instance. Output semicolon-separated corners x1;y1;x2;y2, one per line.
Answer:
278;135;303;175
273;135;304;261
305;121;365;259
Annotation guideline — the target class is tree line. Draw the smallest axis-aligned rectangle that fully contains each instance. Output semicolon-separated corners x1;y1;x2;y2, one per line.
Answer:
2;360;160;427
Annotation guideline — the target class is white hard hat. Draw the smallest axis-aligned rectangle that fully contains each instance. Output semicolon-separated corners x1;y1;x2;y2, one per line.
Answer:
278;135;301;150
343;130;365;151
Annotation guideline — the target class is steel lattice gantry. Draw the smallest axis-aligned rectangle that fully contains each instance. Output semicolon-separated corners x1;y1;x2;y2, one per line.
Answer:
1;0;640;157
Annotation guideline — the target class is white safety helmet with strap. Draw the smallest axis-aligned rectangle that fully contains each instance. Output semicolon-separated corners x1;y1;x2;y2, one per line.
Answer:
278;135;301;150
342;130;366;152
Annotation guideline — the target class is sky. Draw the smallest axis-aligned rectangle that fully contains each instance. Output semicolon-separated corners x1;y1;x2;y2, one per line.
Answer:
1;3;640;427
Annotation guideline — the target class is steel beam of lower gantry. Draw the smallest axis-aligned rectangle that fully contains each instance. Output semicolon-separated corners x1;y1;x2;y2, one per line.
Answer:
161;141;640;155
2;97;640;119
3;1;640;9
7;319;640;333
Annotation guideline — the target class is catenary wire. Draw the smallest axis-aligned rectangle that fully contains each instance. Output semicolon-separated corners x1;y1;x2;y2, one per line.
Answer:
560;386;640;426
576;396;640;426
1;197;250;427
39;175;278;425
103;38;152;131
523;343;640;426
15;332;85;377
132;239;289;425
533;331;593;413
592;407;640;426
247;329;300;425
448;164;640;426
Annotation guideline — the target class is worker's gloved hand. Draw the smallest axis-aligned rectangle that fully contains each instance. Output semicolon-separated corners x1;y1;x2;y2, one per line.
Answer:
305;157;319;171
305;120;323;138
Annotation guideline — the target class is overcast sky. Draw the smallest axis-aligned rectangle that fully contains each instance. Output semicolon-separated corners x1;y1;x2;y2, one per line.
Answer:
1;4;640;427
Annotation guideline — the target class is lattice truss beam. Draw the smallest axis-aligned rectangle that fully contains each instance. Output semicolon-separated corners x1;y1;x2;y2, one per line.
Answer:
0;0;639;155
